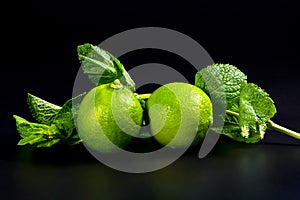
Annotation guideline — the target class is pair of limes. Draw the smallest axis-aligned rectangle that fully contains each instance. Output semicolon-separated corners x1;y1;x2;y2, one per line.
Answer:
77;80;213;153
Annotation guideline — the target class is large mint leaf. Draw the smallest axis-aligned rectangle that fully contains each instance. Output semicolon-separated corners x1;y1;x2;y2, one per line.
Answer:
238;83;277;142
195;63;247;110
27;93;61;125
77;43;135;91
214;83;277;143
195;63;247;134
196;64;277;143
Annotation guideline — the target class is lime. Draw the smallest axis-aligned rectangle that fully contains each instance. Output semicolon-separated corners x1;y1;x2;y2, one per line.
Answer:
77;80;143;153
146;82;213;148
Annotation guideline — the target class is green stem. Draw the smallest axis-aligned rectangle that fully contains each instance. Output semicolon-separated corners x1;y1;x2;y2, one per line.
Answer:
267;120;300;140
225;110;300;140
225;110;239;118
137;93;152;100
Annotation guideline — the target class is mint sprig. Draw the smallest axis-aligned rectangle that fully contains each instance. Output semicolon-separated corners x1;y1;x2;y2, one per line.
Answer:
221;83;277;143
13;43;138;148
13;93;85;147
195;63;300;143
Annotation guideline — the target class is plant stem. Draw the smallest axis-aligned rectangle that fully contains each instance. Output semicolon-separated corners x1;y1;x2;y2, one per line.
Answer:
267;120;300;140
225;110;239;118
137;93;152;100
225;110;300;140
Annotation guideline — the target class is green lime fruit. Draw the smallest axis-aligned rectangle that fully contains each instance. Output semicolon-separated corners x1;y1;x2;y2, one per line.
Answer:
146;82;213;148
77;80;143;153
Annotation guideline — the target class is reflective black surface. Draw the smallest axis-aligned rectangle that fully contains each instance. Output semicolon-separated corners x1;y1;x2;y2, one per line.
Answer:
1;136;300;200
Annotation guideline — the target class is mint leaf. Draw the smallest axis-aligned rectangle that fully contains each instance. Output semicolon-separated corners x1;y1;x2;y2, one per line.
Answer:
14;115;61;147
36;139;61;148
238;83;277;142
213;83;277;143
195;63;247;110
78;43;118;84
27;93;61;125
65;134;82;146
14;93;85;147
195;63;247;135
77;43;135;91
14;115;58;138
195;64;280;143
52;93;85;138
210;110;241;140
112;56;136;92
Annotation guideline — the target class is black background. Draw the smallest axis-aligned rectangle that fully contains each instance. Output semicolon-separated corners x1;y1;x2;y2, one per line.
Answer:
1;0;300;199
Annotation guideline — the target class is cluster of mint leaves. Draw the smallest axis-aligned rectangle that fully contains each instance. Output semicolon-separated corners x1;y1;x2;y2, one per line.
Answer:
13;93;85;147
13;43;300;147
13;44;137;148
195;64;277;143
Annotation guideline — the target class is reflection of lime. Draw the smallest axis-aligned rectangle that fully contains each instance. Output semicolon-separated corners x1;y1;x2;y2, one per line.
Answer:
146;82;213;148
77;80;143;153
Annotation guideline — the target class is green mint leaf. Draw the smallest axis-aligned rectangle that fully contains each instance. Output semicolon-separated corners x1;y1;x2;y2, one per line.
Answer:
51;93;85;137
13;115;61;147
27;93;61;125
196;64;279;143
77;43;135;91
14;115;58;138
238;83;277;142
36;139;61;148
18;135;47;145
195;63;247;110
65;134;82;146
214;83;277;143
195;63;247;138
14;93;85;147
112;56;136;92
77;43;118;84
210;111;241;141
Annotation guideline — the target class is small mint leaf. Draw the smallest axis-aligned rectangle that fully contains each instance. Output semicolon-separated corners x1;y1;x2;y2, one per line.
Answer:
14;115;61;147
14;115;58;138
17;135;46;145
36;139;61;148
27;93;61;125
